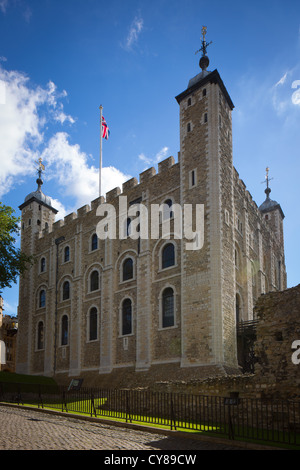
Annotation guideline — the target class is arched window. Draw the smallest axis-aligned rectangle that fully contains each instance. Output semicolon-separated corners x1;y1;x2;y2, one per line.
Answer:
162;199;173;220
89;307;98;341
122;298;132;336
162;287;174;328
64;246;70;263
162;243;175;269
61;315;68;346
90;270;99;291
91;233;98;251
62;281;70;300
37;321;44;350
39;289;46;308
126;218;132;237
40;257;46;272
122;258;133;281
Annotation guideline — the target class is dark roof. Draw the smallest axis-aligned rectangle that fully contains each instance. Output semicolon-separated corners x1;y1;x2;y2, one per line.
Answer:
19;190;58;213
175;69;234;110
259;197;285;219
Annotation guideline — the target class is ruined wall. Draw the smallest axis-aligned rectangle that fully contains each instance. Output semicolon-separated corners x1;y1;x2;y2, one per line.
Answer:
253;284;300;399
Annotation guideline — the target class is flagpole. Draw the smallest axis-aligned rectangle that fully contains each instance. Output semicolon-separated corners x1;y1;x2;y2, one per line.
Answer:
99;105;103;197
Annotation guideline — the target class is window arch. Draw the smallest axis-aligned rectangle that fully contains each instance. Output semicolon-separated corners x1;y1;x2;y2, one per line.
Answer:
122;258;133;281
61;315;68;346
162;243;175;269
91;233;98;251
39;289;46;308
37;321;44;350
89;307;98;341
126;218;132;237
162;287;174;328
122;298;132;336
162;199;174;220
90;270;99;291
62;281;70;301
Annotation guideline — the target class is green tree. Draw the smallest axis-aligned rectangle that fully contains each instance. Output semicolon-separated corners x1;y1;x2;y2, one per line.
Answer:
0;202;33;292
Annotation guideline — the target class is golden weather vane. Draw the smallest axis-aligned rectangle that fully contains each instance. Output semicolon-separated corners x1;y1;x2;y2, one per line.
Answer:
195;25;212;57
35;157;45;171
261;167;273;198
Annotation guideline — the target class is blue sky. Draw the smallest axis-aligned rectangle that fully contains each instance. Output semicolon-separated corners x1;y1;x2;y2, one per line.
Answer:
0;0;300;315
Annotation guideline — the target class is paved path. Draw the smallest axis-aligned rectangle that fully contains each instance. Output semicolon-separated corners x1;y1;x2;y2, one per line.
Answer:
0;404;246;452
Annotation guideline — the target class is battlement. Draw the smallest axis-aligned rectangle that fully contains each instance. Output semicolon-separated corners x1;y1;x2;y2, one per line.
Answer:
233;166;259;214
232;166;281;242
37;154;178;240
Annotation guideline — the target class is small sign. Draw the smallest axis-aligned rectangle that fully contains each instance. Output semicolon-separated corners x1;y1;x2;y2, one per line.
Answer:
68;379;83;391
224;397;240;405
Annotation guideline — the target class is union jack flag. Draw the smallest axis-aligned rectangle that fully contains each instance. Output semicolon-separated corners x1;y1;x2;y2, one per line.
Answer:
101;116;110;140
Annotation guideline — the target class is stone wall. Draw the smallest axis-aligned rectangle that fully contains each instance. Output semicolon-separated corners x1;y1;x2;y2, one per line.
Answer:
54;285;300;401
253;284;300;399
152;284;300;400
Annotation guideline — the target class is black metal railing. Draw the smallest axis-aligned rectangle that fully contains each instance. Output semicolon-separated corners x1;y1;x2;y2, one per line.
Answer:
0;382;299;448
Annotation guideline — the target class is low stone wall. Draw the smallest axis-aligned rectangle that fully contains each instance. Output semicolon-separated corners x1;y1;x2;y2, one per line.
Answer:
253;284;300;399
55;284;300;400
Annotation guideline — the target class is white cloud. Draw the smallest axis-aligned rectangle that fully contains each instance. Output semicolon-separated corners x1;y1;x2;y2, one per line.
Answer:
0;64;130;215
0;67;51;196
271;70;300;115
123;15;144;51
41;132;130;216
275;71;288;87
0;0;8;14
138;146;169;168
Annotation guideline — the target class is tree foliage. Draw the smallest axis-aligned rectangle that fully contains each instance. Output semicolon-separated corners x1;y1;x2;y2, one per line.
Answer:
0;202;33;292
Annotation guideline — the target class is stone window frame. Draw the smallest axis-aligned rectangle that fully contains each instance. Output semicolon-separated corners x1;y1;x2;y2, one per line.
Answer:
89;233;99;252
159;240;177;272
160;197;175;223
36;285;47;310
189;168;197;189
224;209;230;226
60;313;69;346
121;256;135;282
234;243;241;270
60;278;72;302
158;284;177;330
40;256;46;273
86;305;99;343
118;253;136;285
63;245;71;264
89;268;101;293
36;320;45;351
119;296;134;338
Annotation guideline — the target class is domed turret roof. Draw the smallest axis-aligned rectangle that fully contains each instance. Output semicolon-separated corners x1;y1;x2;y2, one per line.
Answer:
258;170;284;219
259;196;279;213
24;187;53;207
19;159;58;214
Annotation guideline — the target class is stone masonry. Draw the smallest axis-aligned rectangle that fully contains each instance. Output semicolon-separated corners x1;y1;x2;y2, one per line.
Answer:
16;43;286;387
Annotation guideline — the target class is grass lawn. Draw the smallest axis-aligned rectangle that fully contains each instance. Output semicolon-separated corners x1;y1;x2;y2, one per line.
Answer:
0;371;56;386
1;373;299;450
